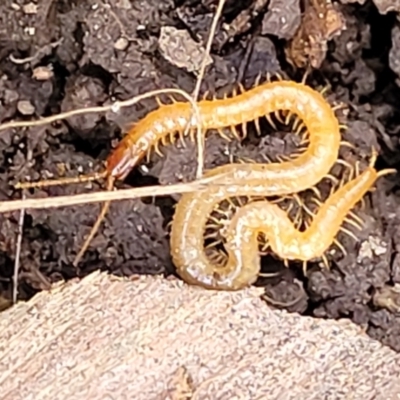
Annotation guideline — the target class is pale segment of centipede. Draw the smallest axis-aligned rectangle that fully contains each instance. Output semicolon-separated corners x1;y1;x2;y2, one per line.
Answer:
171;158;394;291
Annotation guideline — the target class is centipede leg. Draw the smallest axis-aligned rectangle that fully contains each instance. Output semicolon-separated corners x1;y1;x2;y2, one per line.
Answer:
339;226;358;242
333;238;347;257
302;260;308;276
340;140;355;149
321;253;330;269
265;113;278;130
347;210;364;226
273;110;285;125
344;215;364;231
335;158;354;175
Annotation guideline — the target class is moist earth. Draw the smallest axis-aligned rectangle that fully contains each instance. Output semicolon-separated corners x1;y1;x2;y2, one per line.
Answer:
1;0;400;351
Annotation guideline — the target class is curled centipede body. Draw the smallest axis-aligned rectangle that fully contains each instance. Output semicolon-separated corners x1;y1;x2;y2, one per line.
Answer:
17;77;395;292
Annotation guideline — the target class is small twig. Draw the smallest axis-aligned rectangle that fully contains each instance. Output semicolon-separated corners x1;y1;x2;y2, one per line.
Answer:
0;87;201;141
12;192;25;304
9;38;63;65
192;0;227;180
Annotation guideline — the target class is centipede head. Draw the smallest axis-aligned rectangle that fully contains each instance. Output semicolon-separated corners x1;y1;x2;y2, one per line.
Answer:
106;139;145;181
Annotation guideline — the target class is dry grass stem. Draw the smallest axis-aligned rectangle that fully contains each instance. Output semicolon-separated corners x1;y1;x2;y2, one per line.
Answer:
192;0;227;179
0;174;237;214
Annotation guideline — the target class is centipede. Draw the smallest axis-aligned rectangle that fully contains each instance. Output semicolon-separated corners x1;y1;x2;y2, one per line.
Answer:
16;75;396;290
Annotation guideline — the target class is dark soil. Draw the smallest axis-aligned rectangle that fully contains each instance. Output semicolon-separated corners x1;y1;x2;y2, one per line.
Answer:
1;0;400;351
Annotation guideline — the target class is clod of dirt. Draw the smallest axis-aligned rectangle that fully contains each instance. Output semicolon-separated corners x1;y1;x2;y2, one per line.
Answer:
61;74;108;133
373;284;400;314
261;0;301;40
0;76;19;122
372;0;400;14
389;24;400;84
16;100;35;116
286;0;346;68
158;26;213;75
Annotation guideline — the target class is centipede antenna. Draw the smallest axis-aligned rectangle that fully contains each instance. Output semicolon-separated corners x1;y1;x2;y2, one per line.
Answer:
73;176;115;267
15;170;108;190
